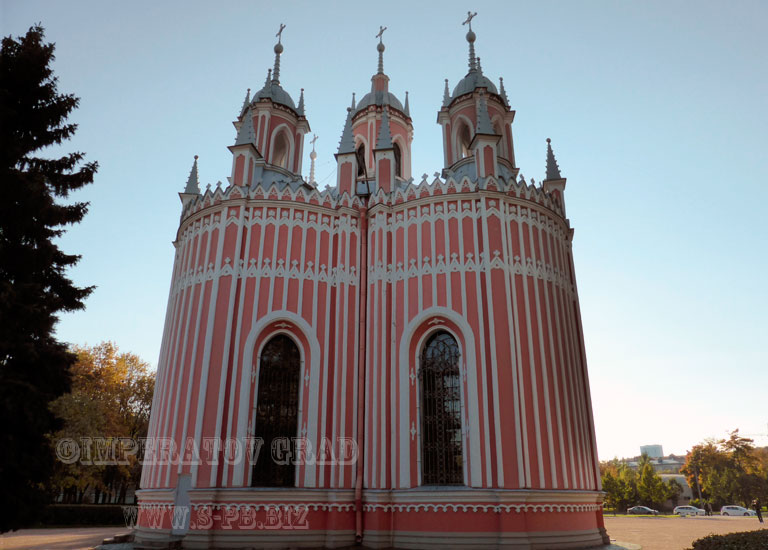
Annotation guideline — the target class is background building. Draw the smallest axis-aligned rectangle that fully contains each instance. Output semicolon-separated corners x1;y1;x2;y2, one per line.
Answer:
136;18;607;549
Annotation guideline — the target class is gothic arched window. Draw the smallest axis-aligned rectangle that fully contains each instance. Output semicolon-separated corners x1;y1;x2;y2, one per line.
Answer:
356;143;366;177
272;131;290;169
393;142;402;178
458;123;472;160
419;331;463;485
251;334;300;487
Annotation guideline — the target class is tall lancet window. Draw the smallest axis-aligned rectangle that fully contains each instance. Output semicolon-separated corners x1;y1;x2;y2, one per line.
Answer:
251;334;300;487
419;331;463;485
272;132;290;169
393;142;402;178
458;123;472;160
356;143;366;177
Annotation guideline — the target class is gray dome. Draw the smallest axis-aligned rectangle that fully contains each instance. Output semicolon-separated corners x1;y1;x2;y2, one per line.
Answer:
254;81;297;111
451;70;498;100
354;89;404;116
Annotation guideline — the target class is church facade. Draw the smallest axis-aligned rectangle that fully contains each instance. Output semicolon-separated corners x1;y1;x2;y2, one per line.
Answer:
136;17;608;550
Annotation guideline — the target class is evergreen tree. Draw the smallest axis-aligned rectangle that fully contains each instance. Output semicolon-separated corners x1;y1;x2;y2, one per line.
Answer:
0;25;97;532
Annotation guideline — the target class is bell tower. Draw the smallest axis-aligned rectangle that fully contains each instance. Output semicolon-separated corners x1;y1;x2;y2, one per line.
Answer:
229;24;310;186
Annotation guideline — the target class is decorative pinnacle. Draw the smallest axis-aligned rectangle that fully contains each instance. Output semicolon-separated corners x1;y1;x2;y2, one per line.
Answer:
476;56;483;76
264;68;272;88
545;138;563;180
184;155;200;194
351;92;356;110
499;77;510;106
337;107;356;155
272;24;285;84
475;91;493;135
463;11;478;71
375;107;394;150
240;88;251;116
309;134;318;185
376;26;387;74
404;91;410;116
234;108;255;146
297;88;305;116
443;78;451;106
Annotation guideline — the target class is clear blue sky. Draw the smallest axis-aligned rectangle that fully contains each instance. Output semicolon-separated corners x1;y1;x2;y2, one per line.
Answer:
4;0;767;461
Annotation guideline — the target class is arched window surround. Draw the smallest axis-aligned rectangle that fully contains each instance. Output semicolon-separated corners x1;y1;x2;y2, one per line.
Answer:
451;114;474;164
268;124;295;170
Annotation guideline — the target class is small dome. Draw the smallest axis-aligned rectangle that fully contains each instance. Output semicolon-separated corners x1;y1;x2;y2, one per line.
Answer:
253;81;297;111
451;70;498;100
354;90;405;116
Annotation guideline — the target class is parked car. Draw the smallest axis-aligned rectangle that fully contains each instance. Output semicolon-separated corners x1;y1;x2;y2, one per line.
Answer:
720;505;757;516
627;506;659;515
673;505;705;517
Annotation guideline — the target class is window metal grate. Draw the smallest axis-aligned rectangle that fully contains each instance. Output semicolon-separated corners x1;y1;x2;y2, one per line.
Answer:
419;331;463;485
251;334;300;487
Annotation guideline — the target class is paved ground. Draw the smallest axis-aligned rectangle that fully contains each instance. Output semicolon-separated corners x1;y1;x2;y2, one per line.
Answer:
605;515;766;550
0;527;130;550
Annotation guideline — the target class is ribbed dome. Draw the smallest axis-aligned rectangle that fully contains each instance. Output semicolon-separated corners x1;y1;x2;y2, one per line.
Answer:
254;81;297;111
353;89;404;116
451;70;498;100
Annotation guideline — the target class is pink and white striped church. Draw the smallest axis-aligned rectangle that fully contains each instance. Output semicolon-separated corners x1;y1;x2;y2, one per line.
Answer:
136;15;609;550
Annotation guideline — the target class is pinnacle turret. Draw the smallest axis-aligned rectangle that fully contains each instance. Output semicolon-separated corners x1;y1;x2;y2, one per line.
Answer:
235;108;255;146
499;77;510;107
297;88;305;116
443;79;451;106
375;107;394;150
545;138;562;180
184;155;200;194
351;92;356;110
240;88;251;116
337;107;355;155
475;92;494;135
404;91;410;117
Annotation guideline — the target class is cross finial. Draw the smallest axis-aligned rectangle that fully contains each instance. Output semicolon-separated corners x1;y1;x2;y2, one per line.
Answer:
276;23;286;43
310;134;318;150
463;11;477;30
376;25;387;42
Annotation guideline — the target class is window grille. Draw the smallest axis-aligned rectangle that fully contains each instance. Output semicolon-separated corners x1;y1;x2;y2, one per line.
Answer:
419;331;463;485
251;334;300;487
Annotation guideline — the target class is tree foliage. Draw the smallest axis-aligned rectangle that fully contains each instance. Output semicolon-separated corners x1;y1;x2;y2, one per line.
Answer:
601;455;690;512
681;430;768;509
49;343;154;504
0;24;97;532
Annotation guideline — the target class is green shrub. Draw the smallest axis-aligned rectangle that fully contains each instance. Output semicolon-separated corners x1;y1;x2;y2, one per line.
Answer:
40;505;125;526
687;529;768;550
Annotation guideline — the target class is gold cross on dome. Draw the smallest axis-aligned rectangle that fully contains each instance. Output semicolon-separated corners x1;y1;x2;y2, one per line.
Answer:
276;23;286;42
463;11;477;30
376;25;387;42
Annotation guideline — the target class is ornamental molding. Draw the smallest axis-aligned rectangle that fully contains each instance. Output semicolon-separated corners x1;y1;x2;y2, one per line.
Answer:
366;251;574;297
171;257;358;296
361;503;602;513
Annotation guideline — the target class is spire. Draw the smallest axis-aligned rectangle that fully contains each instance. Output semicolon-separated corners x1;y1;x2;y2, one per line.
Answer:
475;92;494;135
309;134;318;185
376;25;387;74
350;92;356;110
337;108;356;155
272;23;285;84
184;155;200;194
545;138;562;180
443;79;451;106
404;91;410;117
499;77;510;107
239;88;251;116
263;68;272;88
234;108;255;146
462;11;478;72
297;88;305;116
376;107;393;150
476;56;483;77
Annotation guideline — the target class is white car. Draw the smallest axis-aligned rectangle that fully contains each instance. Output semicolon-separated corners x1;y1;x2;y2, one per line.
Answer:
673;505;705;517
720;505;757;516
